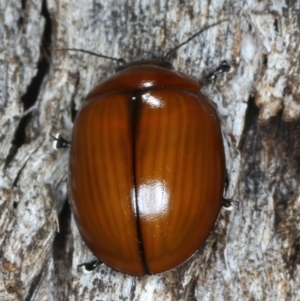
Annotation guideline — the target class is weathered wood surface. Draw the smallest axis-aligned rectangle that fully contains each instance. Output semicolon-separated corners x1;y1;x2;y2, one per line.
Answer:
1;0;300;300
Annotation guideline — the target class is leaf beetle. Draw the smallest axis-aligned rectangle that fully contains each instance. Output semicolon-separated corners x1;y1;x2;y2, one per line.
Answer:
55;21;237;275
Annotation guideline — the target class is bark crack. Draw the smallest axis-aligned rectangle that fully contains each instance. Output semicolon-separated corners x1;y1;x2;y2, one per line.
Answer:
5;0;52;168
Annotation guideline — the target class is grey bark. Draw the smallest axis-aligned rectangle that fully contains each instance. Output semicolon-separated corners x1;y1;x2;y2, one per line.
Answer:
0;0;300;300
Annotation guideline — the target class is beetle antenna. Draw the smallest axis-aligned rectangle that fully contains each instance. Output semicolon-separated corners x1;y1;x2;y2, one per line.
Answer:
163;19;229;60
56;48;127;65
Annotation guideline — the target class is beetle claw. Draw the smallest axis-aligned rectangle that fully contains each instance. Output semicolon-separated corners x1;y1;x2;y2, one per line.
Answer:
205;60;233;82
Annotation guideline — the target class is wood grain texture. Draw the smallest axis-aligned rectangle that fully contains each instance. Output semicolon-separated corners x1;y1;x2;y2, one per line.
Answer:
1;0;300;299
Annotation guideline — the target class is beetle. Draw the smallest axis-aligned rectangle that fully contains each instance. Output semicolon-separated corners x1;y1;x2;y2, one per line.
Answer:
56;21;237;276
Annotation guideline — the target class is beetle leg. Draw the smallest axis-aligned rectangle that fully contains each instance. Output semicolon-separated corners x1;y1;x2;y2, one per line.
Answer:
77;259;102;273
205;60;233;82
222;198;239;211
51;133;71;149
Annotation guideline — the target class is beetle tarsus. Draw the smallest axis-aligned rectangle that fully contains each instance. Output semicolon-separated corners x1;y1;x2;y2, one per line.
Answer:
206;60;232;82
78;259;102;273
222;198;239;211
51;133;71;149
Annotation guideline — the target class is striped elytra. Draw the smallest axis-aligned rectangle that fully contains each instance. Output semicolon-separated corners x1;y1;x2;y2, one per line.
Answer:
68;63;225;275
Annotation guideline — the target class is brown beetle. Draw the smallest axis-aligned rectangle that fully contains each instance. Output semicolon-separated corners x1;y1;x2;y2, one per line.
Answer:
59;21;235;275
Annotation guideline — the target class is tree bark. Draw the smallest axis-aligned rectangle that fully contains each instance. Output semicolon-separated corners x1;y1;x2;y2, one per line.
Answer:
1;0;299;300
